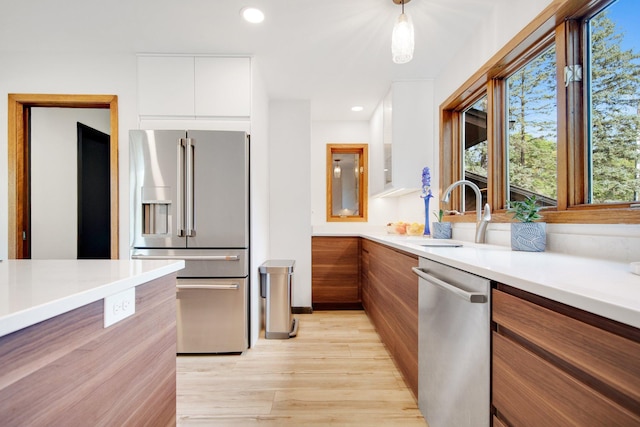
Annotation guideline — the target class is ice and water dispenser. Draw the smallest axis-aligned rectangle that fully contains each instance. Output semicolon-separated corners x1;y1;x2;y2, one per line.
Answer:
259;260;298;339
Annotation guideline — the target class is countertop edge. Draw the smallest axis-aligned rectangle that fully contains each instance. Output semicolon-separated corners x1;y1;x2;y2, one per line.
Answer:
0;260;185;338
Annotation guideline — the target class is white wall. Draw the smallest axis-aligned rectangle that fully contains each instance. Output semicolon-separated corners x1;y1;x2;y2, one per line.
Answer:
434;0;554;107
0;51;138;260
311;120;398;234
30;108;110;259
269;100;312;308
249;60;270;345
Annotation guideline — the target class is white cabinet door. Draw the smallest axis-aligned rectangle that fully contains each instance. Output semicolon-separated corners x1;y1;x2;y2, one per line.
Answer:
137;56;195;116
195;57;251;117
391;80;433;191
369;100;385;195
370;81;434;197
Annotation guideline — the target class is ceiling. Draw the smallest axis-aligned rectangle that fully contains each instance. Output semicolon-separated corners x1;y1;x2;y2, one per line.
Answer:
0;0;498;121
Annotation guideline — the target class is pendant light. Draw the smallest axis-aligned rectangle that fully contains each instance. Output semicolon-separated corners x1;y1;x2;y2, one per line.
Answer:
391;0;414;64
333;159;342;179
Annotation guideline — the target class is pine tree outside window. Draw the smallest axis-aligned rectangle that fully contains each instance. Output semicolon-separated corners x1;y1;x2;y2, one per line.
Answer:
587;2;640;204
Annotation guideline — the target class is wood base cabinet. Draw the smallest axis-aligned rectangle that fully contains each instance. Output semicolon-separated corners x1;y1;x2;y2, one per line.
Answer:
362;239;419;398
312;236;361;309
492;284;640;426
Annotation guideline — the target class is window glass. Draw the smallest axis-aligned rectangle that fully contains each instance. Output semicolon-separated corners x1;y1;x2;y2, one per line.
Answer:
587;0;640;203
506;45;557;206
462;96;488;210
331;153;360;216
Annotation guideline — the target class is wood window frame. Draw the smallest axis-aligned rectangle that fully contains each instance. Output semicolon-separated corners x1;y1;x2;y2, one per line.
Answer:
326;143;368;222
440;0;640;224
7;94;119;259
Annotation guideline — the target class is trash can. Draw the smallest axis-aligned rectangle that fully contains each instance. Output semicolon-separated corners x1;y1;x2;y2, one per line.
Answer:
259;260;298;339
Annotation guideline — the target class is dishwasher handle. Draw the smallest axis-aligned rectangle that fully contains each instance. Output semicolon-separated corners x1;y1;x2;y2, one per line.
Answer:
412;267;487;303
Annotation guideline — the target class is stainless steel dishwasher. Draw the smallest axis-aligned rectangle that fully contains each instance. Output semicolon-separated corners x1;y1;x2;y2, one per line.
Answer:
412;257;490;427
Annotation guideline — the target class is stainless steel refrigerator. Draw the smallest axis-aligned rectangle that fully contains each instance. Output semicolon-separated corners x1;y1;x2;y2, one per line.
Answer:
129;129;249;353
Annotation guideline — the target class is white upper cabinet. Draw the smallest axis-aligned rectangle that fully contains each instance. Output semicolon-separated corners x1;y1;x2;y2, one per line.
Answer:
137;55;251;118
368;95;386;195
194;57;251;117
370;80;434;197
138;56;195;117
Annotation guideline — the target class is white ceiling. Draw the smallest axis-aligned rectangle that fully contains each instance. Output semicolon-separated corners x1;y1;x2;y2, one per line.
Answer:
0;0;498;121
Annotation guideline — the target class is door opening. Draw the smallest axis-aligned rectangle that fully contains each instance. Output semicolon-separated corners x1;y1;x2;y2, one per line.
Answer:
77;123;111;259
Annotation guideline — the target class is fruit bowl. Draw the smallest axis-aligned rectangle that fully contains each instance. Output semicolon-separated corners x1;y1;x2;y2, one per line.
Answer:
405;223;425;236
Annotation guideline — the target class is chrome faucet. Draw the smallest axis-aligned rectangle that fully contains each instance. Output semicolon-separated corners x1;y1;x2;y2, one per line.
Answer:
441;180;491;244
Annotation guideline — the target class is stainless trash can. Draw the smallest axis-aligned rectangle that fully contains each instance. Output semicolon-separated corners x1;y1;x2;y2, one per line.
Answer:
259;260;298;339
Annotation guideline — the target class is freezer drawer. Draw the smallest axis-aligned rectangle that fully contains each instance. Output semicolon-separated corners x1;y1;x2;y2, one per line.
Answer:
176;278;248;353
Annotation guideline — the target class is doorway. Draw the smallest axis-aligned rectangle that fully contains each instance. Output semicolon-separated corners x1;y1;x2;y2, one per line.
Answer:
77;123;111;259
7;94;119;259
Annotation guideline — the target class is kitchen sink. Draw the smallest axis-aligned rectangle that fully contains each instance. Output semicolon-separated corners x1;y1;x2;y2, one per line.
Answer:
419;241;463;248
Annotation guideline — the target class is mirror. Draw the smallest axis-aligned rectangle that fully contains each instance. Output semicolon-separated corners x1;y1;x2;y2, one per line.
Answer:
7;94;119;259
326;144;368;222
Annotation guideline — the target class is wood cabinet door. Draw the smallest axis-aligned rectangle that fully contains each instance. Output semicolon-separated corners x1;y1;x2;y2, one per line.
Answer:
492;286;640;426
365;239;419;398
311;236;361;309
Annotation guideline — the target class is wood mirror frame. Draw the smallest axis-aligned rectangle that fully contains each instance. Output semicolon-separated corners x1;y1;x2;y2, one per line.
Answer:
7;93;119;259
326;143;368;222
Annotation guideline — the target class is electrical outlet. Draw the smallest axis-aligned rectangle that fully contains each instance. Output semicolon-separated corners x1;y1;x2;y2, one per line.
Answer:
104;288;136;328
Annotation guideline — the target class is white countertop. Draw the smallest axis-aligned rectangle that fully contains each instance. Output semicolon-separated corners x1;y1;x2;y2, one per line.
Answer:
0;259;185;338
316;232;640;329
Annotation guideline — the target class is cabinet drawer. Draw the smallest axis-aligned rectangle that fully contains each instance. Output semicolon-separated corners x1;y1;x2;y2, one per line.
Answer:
493;332;640;426
493;289;640;410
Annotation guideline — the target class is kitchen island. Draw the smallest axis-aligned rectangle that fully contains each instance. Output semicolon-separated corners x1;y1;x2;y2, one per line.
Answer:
0;259;184;427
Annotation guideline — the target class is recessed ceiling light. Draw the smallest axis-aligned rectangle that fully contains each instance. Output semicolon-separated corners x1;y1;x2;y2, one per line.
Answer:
241;7;264;24
351;106;364;112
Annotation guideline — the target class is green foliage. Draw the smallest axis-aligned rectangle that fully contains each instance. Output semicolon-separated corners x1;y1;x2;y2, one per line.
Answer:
589;9;640;203
507;196;543;223
507;45;558;201
432;209;444;222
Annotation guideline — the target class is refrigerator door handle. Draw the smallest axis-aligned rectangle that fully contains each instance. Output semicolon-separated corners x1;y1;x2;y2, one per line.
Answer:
185;137;195;237
132;254;240;261
177;138;187;237
412;267;487;303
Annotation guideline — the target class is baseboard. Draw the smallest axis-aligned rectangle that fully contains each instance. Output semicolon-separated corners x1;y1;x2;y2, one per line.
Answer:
311;303;364;311
292;306;313;314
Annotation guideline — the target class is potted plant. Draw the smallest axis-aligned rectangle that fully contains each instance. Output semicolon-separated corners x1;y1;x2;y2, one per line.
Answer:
431;209;452;239
507;195;546;252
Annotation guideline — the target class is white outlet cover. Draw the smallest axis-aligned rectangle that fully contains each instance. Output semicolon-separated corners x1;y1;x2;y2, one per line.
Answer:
104;287;136;328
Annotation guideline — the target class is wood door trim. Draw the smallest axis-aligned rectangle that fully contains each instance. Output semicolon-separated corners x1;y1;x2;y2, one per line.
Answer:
7;94;119;259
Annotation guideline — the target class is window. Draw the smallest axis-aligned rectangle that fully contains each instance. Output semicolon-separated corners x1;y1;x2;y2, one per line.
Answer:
440;0;640;224
586;1;640;203
326;144;368;222
463;96;488;209
506;45;557;206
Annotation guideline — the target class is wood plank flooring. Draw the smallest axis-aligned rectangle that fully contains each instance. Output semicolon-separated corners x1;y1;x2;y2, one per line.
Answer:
177;310;427;426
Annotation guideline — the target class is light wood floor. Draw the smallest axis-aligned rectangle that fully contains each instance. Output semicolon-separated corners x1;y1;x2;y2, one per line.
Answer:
177;310;427;426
